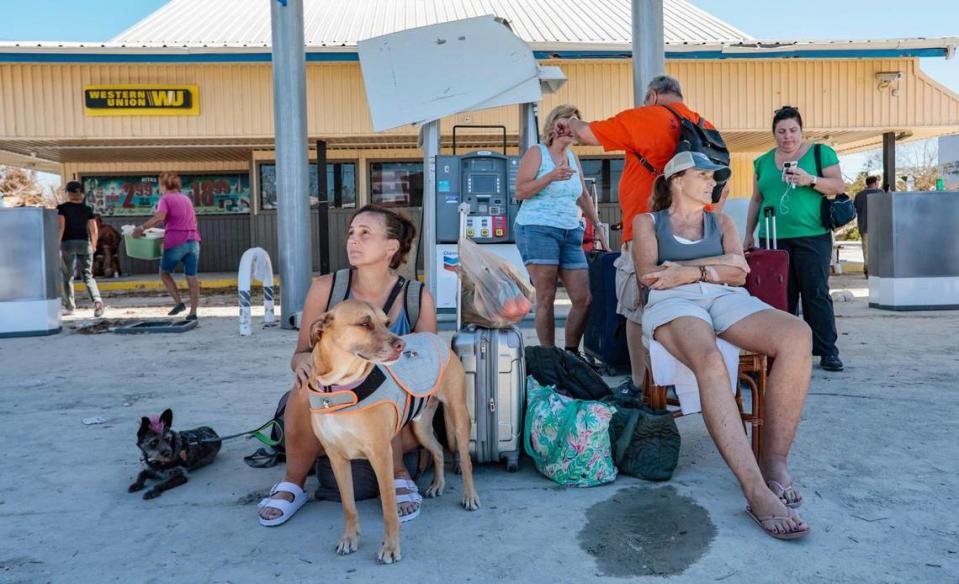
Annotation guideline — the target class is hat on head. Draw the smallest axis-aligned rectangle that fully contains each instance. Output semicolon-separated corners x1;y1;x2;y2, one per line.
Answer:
65;181;83;194
663;151;730;183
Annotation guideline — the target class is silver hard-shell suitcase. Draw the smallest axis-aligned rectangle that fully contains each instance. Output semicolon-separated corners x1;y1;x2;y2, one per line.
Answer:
451;203;525;471
452;325;525;471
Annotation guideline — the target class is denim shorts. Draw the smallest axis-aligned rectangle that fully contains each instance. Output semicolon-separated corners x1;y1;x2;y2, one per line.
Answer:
514;223;588;270
160;240;200;276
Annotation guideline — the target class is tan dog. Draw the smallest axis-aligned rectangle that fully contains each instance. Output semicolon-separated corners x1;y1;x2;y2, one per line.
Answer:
307;299;479;564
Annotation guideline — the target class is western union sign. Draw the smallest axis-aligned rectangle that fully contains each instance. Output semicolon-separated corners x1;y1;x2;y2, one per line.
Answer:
83;84;199;116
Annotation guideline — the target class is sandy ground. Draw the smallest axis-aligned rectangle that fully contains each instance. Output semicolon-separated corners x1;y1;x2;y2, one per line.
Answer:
1;274;957;583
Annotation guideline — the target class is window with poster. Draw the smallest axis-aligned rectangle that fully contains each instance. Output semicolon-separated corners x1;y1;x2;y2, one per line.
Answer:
258;162;357;210
369;161;423;207
579;157;625;204
80;173;251;216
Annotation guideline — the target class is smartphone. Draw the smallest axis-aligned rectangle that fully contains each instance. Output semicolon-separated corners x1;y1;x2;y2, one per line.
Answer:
782;161;798;188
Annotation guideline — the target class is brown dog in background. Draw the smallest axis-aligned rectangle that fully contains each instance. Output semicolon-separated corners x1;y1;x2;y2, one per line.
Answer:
307;299;479;564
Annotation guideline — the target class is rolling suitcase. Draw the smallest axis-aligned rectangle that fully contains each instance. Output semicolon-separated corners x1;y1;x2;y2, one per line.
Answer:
581;179;610;253
451;204;525;472
453;325;525;471
582;250;631;375
745;207;789;312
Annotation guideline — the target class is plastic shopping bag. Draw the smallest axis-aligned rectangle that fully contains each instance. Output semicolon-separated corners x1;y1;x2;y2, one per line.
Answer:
458;237;535;328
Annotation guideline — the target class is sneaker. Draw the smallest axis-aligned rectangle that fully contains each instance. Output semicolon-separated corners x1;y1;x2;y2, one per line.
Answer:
614;379;641;399
820;354;844;372
93;302;104;318
168;302;187;316
185;314;198;322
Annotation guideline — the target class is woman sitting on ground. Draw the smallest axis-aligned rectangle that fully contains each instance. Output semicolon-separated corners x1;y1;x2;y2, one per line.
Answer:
258;205;437;527
633;151;813;539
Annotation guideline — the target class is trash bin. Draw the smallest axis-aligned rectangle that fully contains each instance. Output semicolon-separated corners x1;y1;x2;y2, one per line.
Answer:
0;207;61;337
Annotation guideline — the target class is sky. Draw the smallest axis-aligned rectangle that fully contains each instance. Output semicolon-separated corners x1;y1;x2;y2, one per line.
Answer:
2;0;957;182
689;0;959;176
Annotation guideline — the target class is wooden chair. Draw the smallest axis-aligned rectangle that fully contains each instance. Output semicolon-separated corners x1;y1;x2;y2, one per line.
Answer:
642;351;767;458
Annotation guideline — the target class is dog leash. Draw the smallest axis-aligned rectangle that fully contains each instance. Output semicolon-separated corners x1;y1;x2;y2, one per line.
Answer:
198;419;284;447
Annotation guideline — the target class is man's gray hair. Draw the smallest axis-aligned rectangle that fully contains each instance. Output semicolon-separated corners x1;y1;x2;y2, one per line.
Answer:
647;75;683;98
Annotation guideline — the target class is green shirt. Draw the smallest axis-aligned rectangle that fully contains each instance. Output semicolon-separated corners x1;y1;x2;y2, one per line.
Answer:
754;144;838;239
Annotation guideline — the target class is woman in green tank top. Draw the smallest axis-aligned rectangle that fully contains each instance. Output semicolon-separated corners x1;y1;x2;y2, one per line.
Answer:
745;106;846;372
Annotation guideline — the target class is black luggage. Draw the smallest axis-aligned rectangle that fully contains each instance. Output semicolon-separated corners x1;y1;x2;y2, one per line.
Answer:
582;251;631;375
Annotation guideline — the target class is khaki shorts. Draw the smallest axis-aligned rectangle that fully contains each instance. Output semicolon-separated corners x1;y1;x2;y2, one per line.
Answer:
641;282;771;345
614;242;644;324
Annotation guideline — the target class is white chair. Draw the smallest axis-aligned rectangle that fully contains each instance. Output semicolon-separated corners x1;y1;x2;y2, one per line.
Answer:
642;339;768;457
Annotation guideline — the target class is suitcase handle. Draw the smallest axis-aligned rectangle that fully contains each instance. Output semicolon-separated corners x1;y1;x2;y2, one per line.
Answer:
457;203;470;330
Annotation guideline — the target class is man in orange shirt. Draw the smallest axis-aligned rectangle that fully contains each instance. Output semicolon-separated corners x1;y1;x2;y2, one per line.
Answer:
557;75;727;394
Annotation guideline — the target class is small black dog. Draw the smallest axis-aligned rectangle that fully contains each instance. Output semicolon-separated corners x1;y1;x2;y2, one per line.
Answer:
129;409;221;500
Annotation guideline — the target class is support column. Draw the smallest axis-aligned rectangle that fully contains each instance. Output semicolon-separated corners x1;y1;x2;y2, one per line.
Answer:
270;0;312;329
316;139;330;274
632;0;665;107
518;103;539;156
883;131;897;191
421;121;440;296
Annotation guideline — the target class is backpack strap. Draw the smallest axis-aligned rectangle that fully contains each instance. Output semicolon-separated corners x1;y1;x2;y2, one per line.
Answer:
382;275;406;316
814;143;823;178
404;279;423;331
633;151;657;175
327;268;353;310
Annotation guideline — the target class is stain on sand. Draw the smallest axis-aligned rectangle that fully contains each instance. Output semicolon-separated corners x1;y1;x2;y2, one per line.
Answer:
578;486;715;577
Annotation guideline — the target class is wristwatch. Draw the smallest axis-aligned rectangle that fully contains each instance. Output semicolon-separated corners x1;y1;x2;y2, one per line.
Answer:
811;176;818;187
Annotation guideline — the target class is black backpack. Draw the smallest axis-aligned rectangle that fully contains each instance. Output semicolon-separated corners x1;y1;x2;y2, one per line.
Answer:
636;104;731;203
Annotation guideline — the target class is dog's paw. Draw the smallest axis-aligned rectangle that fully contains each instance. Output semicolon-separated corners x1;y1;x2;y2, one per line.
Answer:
462;492;481;511
425;480;445;498
377;542;402;565
143;489;161;500
336;534;359;556
128;483;144;493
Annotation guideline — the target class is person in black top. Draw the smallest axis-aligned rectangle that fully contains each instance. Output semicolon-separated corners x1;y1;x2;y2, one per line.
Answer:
853;175;882;277
58;181;103;317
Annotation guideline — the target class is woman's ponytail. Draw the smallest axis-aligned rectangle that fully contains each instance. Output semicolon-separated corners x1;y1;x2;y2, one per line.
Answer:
649;174;672;212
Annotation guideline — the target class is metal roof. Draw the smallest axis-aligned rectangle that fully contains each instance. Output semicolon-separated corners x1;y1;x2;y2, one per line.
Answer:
108;0;753;48
0;0;956;61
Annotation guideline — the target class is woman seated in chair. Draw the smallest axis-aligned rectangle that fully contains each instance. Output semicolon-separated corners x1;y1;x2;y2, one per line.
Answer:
633;151;812;540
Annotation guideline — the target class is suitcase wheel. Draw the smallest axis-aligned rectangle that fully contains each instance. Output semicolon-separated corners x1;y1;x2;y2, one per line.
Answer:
505;453;520;473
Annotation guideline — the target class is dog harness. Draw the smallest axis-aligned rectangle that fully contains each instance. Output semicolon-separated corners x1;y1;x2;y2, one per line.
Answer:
307;333;450;435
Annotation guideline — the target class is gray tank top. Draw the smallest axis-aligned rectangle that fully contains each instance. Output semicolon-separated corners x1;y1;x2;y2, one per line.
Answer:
653;210;724;264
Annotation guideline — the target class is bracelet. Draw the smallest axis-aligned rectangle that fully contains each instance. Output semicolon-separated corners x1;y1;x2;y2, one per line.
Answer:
699;266;708;282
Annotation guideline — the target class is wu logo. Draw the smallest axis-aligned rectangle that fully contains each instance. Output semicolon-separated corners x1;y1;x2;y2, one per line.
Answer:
150;90;185;107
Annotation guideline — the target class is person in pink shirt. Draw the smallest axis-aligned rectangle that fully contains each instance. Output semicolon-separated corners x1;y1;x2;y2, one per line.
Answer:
133;173;202;320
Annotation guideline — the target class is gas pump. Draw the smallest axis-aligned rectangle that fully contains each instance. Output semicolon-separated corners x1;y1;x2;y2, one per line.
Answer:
433;147;527;311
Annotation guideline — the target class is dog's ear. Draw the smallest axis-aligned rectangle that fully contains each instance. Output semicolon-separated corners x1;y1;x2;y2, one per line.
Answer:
159;409;173;430
138;417;151;441
309;312;334;347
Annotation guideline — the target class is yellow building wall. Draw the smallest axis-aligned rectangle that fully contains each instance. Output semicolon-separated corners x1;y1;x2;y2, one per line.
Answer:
6;56;956;202
4;57;958;142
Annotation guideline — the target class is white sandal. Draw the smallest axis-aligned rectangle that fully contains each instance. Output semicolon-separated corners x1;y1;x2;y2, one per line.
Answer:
258;481;308;527
394;478;422;523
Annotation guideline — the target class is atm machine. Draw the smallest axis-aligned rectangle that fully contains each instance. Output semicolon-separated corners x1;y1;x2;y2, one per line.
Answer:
433;150;528;311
